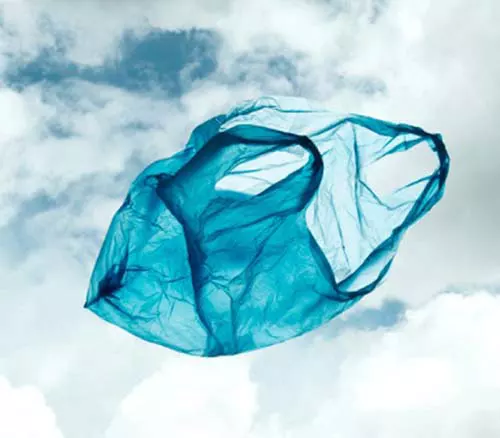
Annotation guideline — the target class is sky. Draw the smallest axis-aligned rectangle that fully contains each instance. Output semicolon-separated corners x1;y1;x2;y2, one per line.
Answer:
0;0;499;437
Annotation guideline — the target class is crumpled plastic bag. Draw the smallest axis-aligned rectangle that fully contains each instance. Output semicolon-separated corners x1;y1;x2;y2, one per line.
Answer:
85;96;449;356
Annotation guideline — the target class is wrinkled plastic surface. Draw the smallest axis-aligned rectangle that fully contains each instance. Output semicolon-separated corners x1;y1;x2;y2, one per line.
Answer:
85;96;449;356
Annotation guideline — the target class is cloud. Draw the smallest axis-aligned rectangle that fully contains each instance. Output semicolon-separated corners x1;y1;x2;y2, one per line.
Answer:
0;0;230;67
251;290;500;437
105;289;500;438
0;377;64;438
106;354;257;438
0;79;187;225
0;76;195;437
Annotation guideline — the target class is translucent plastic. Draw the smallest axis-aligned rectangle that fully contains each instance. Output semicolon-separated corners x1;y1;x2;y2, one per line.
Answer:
85;96;449;356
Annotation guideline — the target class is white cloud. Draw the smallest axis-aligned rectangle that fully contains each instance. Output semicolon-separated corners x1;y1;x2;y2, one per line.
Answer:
0;78;191;437
0;0;377;69
0;0;231;66
0;80;186;226
252;290;500;438
0;377;64;438
106;354;258;438
0;88;32;143
105;290;500;438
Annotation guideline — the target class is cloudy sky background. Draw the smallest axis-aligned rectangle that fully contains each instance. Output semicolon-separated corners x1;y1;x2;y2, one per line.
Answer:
1;0;499;437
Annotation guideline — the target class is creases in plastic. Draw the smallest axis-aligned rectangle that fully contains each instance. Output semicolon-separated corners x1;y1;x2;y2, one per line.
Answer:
85;96;449;356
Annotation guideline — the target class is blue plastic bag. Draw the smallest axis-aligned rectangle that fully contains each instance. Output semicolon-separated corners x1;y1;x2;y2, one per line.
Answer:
85;97;449;356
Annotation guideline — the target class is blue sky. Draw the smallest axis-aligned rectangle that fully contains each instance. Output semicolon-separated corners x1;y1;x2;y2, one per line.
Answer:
0;1;500;437
6;29;219;97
